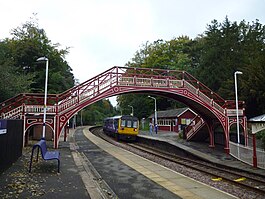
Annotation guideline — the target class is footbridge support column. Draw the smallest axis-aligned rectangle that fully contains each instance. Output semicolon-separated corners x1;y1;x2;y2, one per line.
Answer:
205;120;215;148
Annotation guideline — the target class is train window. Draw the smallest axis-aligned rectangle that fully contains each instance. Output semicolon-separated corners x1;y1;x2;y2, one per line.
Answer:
127;120;132;127
133;121;138;128
114;120;118;128
121;119;126;127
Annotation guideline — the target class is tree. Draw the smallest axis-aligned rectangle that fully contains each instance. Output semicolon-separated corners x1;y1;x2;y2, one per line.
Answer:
127;37;195;72
76;99;117;125
194;17;243;94
124;17;265;119
239;20;265;117
120;37;195;116
0;40;33;102
0;15;75;102
194;17;265;117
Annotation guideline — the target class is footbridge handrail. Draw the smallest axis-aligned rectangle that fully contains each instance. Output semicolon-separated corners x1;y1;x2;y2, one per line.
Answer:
1;105;23;119
54;66;227;115
0;66;244;119
185;115;205;140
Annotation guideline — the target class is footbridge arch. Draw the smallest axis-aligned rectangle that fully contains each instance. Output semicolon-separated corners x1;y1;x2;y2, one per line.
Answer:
0;66;246;151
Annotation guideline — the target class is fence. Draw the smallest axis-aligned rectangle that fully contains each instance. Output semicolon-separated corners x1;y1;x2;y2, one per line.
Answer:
0;119;23;173
229;141;265;169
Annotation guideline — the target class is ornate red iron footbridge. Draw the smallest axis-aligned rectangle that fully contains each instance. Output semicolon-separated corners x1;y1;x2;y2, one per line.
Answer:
0;66;246;152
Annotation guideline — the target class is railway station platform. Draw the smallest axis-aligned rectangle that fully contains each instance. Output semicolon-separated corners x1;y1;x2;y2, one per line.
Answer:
0;132;90;198
138;130;265;176
73;127;236;199
2;127;262;198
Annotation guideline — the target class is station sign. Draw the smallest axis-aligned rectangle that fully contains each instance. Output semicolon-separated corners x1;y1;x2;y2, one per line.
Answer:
0;120;7;135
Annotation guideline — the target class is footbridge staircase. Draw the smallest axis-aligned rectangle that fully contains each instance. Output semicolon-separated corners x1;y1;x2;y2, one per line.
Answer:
0;66;246;152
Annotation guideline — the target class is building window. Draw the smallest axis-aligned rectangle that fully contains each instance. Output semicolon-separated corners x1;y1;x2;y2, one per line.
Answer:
181;118;186;124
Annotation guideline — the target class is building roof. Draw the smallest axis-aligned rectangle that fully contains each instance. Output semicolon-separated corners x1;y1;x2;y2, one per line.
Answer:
148;107;195;119
249;114;265;122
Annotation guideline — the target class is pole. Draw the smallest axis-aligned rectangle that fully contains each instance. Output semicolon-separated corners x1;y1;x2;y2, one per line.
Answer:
154;99;157;126
37;57;49;139
148;96;157;130
80;110;83;126
42;59;48;139
128;105;134;116
253;133;257;168
234;71;242;144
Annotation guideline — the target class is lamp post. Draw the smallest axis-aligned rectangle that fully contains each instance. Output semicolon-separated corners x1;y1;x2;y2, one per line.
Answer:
80;109;83;126
37;57;49;139
234;71;242;144
148;96;157;127
128;105;134;116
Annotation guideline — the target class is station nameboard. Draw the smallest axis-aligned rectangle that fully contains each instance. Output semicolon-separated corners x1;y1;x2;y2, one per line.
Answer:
0;120;7;135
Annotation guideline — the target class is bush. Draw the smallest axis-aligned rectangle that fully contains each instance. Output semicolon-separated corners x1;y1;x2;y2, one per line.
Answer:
178;130;183;139
256;130;265;150
256;130;265;139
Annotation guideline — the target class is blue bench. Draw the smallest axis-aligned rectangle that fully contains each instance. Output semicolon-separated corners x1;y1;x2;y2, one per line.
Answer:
29;139;60;173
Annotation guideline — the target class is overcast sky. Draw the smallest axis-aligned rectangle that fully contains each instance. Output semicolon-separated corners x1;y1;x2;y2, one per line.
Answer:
1;0;265;105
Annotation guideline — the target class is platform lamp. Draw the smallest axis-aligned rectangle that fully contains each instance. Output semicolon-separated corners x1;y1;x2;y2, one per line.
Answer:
148;96;157;127
234;71;242;145
128;105;134;116
37;57;49;139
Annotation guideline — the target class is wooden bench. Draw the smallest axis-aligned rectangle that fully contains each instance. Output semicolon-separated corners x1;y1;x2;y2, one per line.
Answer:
29;139;60;173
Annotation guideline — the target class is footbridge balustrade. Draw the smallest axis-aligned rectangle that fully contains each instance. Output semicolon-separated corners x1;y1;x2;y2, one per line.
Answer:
0;66;246;152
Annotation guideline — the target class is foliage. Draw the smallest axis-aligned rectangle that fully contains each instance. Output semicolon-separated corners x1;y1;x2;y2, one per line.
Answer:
0;16;117;125
118;37;195;119
127;36;195;72
0;15;75;101
256;130;265;139
0;55;33;102
256;130;265;150
116;93;181;121
76;99;117;126
194;17;265;117
1;16;265;128
119;17;265;120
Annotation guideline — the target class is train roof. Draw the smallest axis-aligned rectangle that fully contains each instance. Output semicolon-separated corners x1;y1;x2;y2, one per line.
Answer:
104;115;138;120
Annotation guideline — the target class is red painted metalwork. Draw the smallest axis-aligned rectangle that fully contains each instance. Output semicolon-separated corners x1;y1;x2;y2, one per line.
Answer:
252;133;257;168
185;115;205;140
0;66;246;151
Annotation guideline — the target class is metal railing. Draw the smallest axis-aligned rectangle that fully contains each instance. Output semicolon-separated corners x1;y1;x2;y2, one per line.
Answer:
0;66;244;122
1;106;23;119
229;141;265;169
25;105;56;114
185;116;205;140
226;109;244;116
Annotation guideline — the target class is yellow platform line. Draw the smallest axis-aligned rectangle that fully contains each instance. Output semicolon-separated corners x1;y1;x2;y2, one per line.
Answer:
83;128;237;199
82;129;202;198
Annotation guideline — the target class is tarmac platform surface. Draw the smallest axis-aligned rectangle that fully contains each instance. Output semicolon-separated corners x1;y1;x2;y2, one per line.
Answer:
1;127;263;198
0;136;89;198
76;127;237;199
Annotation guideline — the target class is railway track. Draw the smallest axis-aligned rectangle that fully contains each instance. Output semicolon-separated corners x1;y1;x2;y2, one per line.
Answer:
91;127;265;198
128;142;265;195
